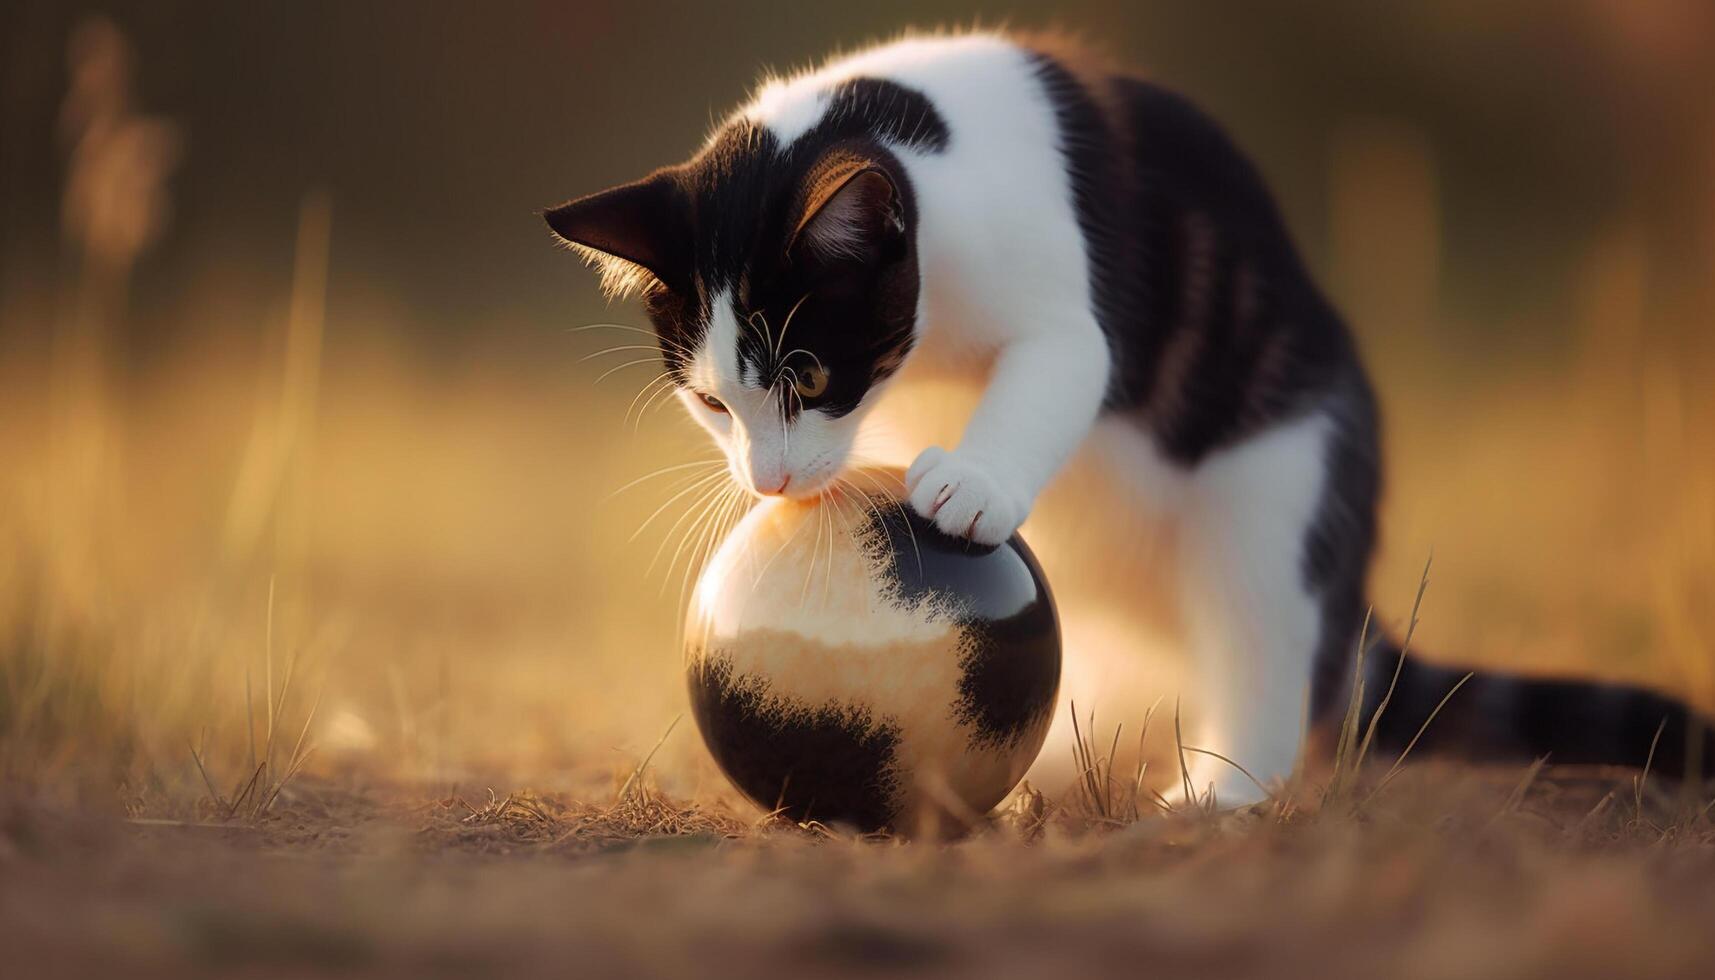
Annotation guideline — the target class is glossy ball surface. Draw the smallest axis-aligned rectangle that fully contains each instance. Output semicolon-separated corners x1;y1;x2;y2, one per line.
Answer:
686;480;1060;835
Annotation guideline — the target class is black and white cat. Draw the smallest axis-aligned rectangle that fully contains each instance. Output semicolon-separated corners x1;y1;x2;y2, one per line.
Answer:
546;31;1710;805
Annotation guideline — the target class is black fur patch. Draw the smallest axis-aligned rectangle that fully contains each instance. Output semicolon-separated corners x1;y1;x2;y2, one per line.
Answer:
550;78;946;420
688;654;903;830
813;78;950;153
1026;49;1354;466
1030;44;1384;729
1301;373;1382;724
1361;649;1715;777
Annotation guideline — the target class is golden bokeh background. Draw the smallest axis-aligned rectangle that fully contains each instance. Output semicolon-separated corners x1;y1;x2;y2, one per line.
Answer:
2;1;1712;806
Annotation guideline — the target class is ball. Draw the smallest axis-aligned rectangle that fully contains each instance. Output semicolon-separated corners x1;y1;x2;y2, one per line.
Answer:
685;473;1060;835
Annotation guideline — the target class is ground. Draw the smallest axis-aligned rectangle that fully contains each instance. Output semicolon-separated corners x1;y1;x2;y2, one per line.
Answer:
6;761;1715;979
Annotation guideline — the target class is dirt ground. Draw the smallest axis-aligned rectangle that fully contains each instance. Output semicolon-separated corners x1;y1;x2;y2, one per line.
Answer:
6;764;1715;980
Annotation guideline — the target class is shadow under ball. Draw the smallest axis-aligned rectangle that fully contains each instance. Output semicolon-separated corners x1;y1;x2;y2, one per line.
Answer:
685;472;1060;836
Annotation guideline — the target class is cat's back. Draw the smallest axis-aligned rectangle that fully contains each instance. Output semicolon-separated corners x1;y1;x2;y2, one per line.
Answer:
730;32;1107;350
734;32;1055;155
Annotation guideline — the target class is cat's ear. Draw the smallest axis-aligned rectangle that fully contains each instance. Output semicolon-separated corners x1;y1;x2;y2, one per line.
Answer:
544;173;690;298
790;159;902;264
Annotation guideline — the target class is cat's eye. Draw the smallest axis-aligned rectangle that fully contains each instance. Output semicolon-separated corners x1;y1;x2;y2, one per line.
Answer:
698;392;728;413
793;364;830;400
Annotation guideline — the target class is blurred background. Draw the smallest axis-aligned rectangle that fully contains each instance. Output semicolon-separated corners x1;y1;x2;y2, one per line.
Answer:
2;0;1712;808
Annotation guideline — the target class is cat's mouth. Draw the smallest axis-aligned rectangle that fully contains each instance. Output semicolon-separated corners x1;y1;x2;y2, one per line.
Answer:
781;474;836;501
745;466;839;502
735;450;851;502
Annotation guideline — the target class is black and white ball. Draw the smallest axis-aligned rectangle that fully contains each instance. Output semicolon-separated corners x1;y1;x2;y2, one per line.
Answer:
686;476;1060;835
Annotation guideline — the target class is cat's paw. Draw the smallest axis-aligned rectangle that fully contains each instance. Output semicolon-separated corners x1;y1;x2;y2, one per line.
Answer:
904;447;1028;546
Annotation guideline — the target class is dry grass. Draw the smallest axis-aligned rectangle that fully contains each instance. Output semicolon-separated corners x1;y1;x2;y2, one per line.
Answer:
8;761;1715;979
415;784;752;853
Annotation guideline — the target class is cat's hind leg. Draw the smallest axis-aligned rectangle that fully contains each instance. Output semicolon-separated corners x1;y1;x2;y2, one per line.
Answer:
1174;412;1335;807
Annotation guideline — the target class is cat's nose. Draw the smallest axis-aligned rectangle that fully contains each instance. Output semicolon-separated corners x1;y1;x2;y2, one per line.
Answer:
756;474;791;496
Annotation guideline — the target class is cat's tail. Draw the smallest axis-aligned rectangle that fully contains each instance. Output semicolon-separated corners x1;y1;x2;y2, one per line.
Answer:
1348;642;1715;776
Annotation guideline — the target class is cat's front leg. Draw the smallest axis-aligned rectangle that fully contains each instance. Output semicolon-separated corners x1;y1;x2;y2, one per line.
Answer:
906;330;1109;544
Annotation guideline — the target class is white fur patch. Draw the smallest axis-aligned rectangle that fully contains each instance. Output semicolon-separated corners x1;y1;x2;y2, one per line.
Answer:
740;32;1016;146
684;289;867;499
1175;411;1332;803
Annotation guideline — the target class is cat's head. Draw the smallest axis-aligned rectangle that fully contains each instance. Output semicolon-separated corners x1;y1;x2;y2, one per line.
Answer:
545;124;919;499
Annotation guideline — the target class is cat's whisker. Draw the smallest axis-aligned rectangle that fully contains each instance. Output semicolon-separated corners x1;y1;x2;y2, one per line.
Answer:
822;483;872;607
648;490;710;584
826;480;854;528
700;481;743;550
796;497;818;607
595;357;668;385
836;480;889;585
579;335;698;369
651;480;720;586
623;371;676;428
842;457;903;491
833;482;888;617
637;375;683;424
780;369;808;429
844;453;905;482
763;376;788;458
569;322;698;361
750;490;815;601
610;460;726;503
604;458;725;502
776;368;804;460
629;469;731;543
580;344;670;363
652;475;734;584
655;470;737;549
821;490;837;608
831;477;880;544
805;488;829;606
715;483;749;559
843;468;922;579
629;381;675;430
747;309;777;366
809;488;830;608
772;291;814;367
569;320;687;348
633;377;677;424
780;348;827;373
675;482;746;611
709;486;752;603
567;322;654;344
626;371;685;429
799;485;828;607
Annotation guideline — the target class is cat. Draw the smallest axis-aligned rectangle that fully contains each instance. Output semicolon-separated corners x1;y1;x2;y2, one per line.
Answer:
544;30;1711;806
